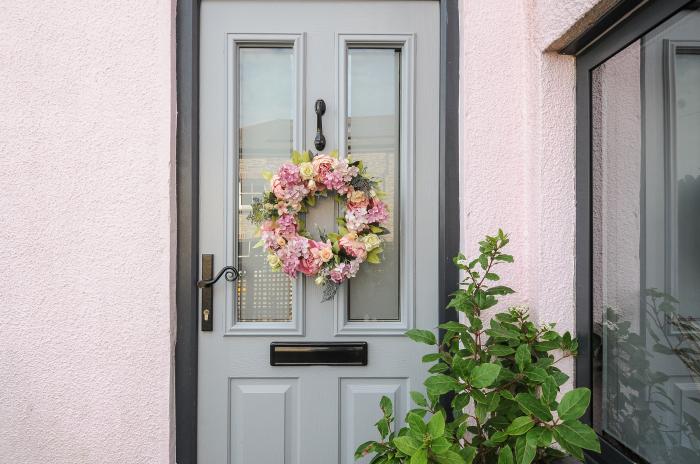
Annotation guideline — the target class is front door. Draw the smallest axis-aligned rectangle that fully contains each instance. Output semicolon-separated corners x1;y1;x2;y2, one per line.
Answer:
198;1;440;462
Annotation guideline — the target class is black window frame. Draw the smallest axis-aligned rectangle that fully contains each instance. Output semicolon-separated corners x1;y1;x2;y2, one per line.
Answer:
570;1;695;463
174;1;461;462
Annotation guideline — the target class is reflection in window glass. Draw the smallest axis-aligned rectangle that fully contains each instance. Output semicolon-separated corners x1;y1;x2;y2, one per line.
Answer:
237;47;295;322
591;9;700;463
346;48;401;321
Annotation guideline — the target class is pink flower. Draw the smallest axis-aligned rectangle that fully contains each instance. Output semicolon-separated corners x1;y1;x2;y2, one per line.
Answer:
339;233;367;260
366;198;389;224
298;240;325;276
276;214;297;237
347;189;370;209
271;163;309;204
345;208;369;232
312;155;338;184
329;260;361;283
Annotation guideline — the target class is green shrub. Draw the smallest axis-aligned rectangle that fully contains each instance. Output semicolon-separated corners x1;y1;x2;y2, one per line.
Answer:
355;231;600;464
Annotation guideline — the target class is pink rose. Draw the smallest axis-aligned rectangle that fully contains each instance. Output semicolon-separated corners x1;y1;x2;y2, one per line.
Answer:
312;155;338;184
339;233;367;260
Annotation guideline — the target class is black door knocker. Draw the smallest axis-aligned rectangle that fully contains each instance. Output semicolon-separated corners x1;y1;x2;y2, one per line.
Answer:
314;99;326;151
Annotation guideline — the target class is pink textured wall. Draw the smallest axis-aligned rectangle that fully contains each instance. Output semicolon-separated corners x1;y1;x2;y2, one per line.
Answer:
0;1;176;463
459;0;602;383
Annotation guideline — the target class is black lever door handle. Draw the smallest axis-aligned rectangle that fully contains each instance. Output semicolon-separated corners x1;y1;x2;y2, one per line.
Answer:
314;99;326;151
197;265;240;288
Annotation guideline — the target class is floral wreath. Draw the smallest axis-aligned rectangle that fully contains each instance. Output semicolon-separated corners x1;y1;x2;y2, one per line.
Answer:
248;150;390;301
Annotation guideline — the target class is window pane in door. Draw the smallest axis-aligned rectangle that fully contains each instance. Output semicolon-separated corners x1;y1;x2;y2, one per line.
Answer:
591;10;700;463
237;47;295;322
346;48;401;321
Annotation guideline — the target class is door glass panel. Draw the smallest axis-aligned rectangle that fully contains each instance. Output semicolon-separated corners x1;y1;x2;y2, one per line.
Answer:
590;10;700;463
346;48;401;321
237;47;295;322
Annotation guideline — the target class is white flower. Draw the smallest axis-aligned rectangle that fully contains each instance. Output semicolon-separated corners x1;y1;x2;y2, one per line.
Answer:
361;233;382;251
267;253;282;269
299;162;314;180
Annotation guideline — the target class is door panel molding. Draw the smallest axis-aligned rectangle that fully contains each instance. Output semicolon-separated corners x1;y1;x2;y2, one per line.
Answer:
176;1;460;462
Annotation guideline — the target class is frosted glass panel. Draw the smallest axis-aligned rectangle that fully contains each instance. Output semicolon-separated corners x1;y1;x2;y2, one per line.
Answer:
346;48;401;321
237;47;295;322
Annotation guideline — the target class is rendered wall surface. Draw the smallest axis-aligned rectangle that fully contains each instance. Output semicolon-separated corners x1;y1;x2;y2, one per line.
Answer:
0;1;176;463
459;0;603;383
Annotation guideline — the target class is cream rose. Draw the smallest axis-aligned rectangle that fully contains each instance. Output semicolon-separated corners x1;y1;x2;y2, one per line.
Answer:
361;233;382;251
349;190;366;203
267;253;282;269
318;246;334;262
276;236;286;246
299;162;314;180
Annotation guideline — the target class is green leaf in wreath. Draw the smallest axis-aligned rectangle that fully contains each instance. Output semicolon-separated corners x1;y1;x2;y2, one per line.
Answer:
556;388;590;421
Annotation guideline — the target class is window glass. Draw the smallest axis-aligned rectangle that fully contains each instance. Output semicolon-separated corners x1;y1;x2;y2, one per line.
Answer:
346;48;401;321
237;47;295;322
591;9;700;462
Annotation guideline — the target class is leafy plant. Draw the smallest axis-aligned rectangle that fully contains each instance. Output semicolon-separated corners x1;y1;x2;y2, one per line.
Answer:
355;231;600;464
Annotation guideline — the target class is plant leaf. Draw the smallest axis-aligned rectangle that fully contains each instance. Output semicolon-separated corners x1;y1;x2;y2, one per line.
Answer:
427;410;446;438
498;444;514;464
506;416;535;435
557;388;591;421
470;363;502;388
424;374;459;395
553;420;601;452
410;447;428;464
405;329;436;345
410;391;428;407
515;393;553;421
515;344;530;372
393;436;421;456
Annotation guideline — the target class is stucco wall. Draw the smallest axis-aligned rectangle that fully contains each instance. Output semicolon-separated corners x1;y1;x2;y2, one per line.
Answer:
459;0;603;383
0;1;176;463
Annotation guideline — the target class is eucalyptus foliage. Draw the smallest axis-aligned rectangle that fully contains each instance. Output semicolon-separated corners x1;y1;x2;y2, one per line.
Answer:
356;231;600;464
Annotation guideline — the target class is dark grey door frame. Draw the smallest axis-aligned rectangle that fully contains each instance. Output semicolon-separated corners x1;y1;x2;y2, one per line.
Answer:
174;1;460;462
567;1;693;463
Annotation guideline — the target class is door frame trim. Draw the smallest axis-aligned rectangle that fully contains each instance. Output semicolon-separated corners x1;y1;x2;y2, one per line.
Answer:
175;1;460;462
